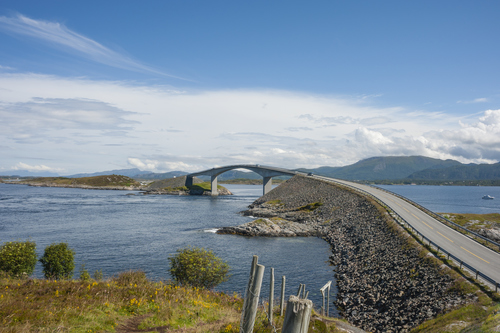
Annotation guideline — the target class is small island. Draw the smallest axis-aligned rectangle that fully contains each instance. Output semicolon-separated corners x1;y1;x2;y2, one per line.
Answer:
3;175;232;195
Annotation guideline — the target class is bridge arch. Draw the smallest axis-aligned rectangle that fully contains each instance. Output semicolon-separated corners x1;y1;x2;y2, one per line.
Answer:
186;164;299;195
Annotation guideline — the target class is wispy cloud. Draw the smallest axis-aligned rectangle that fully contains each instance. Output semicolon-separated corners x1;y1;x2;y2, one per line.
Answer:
457;97;489;104
0;65;15;71
0;97;139;143
12;162;63;172
0;14;184;79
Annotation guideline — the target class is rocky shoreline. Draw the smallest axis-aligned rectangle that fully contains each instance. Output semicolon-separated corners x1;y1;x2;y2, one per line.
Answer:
219;175;469;332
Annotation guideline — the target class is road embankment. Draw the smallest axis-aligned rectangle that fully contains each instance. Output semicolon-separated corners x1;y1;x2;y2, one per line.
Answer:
219;175;470;332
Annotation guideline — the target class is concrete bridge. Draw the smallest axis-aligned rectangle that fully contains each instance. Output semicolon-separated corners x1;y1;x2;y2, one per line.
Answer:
186;164;300;195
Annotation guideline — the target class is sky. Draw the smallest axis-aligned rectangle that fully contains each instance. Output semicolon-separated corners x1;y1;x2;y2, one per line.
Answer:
1;1;500;175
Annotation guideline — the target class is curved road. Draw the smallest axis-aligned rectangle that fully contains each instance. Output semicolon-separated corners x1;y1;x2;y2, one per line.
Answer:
313;175;500;288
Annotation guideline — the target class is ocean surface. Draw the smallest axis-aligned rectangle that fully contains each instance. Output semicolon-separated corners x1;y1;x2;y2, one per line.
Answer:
0;183;336;311
376;184;500;214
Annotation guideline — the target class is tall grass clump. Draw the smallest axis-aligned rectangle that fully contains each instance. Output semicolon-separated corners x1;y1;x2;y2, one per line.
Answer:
0;239;37;277
39;242;75;279
169;246;230;289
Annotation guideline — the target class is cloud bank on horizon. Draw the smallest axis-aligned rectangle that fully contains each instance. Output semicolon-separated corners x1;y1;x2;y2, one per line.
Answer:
0;4;499;175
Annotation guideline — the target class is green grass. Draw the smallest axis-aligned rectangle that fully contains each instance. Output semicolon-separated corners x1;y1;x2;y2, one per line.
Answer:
440;213;500;230
297;202;323;212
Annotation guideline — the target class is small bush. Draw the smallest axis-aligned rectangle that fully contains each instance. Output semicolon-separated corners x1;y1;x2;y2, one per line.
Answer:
39;243;75;279
169;246;230;289
0;240;37;277
93;269;103;281
79;263;91;281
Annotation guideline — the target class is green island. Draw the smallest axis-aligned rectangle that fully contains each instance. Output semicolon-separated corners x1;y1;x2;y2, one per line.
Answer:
11;175;142;189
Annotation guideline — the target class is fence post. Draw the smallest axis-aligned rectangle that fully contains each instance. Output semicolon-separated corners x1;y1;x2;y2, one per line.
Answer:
241;256;258;324
282;295;313;333
280;276;286;316
297;284;303;297
320;281;332;317
269;267;274;325
240;257;265;333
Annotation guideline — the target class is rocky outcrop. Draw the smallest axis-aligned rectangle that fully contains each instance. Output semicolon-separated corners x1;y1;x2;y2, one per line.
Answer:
144;186;232;196
220;175;468;332
217;217;319;236
143;175;232;196
477;227;500;243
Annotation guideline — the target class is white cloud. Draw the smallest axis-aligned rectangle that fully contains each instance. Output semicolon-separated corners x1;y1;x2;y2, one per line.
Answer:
0;73;498;174
0;14;181;78
12;162;62;172
457;97;489;104
0;97;138;143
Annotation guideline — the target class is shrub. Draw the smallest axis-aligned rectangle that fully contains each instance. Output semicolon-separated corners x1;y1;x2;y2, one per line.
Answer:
79;263;91;281
39;243;75;279
93;269;103;281
168;246;230;289
0;240;37;277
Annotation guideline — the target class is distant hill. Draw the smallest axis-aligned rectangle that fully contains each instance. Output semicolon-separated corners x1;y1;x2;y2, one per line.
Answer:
408;162;500;180
67;168;153;178
0;170;60;177
132;171;188;180
299;156;462;180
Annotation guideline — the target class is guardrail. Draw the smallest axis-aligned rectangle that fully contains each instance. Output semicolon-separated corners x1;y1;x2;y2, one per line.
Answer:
314;175;500;293
371;185;500;252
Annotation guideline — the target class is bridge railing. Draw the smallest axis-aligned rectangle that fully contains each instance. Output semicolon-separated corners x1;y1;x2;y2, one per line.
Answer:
314;175;500;293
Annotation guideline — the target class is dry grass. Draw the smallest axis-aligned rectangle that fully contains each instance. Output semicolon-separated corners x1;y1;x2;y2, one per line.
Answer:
0;271;242;333
0;271;349;333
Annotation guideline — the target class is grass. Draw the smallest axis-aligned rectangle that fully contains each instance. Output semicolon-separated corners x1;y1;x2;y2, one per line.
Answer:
0;271;350;333
265;199;283;207
0;271;242;332
440;213;500;230
297;202;323;212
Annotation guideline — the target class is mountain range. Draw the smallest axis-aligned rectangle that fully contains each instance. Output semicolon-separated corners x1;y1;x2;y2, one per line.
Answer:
2;156;500;182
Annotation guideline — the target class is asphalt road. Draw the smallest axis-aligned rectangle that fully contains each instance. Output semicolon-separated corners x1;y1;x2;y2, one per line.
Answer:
315;175;500;287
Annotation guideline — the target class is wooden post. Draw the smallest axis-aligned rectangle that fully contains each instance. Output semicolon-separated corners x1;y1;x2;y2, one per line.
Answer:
320;281;332;317
240;263;265;333
280;276;286;316
296;284;303;297
241;256;258;324
281;295;313;333
269;267;274;325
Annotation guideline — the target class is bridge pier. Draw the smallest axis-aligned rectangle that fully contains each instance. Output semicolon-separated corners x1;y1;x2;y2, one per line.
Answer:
211;175;218;196
263;176;272;195
186;176;193;187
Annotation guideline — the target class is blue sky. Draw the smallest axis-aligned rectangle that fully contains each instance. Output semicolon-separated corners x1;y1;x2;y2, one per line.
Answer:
1;1;499;175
